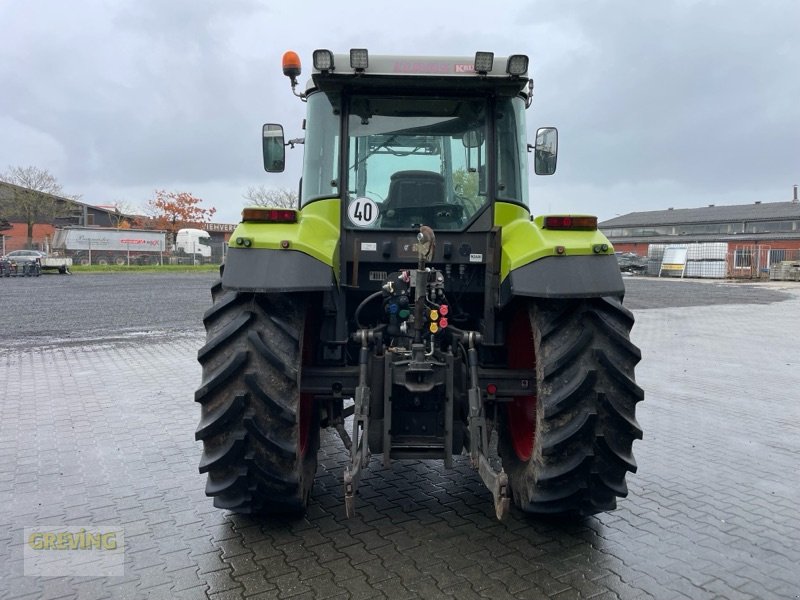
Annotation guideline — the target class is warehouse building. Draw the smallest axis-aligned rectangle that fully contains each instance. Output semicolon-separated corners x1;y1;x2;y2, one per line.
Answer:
0;181;123;253
599;187;800;279
1;181;236;256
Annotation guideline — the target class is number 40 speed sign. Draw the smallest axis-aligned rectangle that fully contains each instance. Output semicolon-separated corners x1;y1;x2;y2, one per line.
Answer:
347;197;379;227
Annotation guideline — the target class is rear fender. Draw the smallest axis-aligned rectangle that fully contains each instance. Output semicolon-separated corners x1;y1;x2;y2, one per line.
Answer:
222;198;339;292
222;248;335;292
495;202;624;306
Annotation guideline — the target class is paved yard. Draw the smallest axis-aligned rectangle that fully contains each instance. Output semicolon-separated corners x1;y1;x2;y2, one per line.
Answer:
1;275;799;599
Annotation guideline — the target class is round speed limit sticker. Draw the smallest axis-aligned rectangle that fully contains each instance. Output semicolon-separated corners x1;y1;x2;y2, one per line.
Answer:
347;197;379;227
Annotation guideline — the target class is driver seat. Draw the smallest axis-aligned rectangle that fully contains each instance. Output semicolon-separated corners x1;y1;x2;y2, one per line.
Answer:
385;170;445;209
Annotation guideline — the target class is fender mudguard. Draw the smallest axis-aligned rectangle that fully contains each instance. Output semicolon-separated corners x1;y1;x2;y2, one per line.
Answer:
498;254;624;307
494;202;624;306
222;247;335;293
222;198;339;293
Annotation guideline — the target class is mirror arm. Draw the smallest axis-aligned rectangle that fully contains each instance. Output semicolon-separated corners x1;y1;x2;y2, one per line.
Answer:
525;79;534;108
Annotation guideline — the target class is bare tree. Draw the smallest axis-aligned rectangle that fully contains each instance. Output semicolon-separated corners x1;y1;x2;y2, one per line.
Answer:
243;185;298;208
109;199;134;228
1;165;63;195
0;165;78;248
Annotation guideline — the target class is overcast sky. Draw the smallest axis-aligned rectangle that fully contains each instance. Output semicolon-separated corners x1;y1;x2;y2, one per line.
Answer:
2;0;798;224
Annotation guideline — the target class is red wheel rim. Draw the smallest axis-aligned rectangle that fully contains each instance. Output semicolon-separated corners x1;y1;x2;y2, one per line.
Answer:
298;307;315;458
299;392;312;457
506;305;537;461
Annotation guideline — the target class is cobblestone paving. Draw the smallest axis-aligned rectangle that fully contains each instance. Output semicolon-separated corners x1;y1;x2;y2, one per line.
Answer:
1;280;799;599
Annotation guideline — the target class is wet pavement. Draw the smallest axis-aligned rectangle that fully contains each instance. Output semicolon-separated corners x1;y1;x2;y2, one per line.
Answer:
1;273;799;599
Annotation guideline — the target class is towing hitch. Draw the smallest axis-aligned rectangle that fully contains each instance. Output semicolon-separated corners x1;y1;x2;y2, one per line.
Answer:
338;229;511;520
339;325;511;521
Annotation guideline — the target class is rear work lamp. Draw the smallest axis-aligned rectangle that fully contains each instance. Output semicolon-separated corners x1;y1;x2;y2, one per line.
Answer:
350;48;369;71
473;51;494;74
506;54;529;76
313;49;334;71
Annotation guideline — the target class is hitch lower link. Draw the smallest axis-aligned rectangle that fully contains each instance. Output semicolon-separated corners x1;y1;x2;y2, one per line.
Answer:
461;329;511;521
343;329;374;518
341;328;511;521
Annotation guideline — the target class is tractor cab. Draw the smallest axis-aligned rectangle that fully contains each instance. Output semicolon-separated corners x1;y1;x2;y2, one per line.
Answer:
264;50;558;233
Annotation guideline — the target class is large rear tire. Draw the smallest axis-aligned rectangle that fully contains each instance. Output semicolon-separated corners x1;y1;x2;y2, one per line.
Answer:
499;297;644;516
195;281;319;514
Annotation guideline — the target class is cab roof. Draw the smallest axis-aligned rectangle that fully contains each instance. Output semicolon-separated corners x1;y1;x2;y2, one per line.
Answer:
306;52;532;98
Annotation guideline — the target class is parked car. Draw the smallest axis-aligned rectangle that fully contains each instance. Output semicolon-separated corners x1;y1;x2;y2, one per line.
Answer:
4;250;47;264
616;252;648;275
1;250;45;277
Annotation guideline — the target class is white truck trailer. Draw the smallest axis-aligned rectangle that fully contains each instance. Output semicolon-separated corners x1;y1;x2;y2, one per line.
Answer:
51;227;167;266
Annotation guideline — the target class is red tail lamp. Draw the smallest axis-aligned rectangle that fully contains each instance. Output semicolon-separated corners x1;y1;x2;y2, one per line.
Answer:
242;208;298;223
543;216;597;231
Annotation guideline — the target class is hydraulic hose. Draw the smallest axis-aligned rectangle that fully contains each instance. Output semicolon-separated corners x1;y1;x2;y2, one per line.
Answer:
354;290;384;329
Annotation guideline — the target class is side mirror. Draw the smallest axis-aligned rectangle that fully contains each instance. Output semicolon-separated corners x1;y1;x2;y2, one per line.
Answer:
262;124;286;173
534;127;558;176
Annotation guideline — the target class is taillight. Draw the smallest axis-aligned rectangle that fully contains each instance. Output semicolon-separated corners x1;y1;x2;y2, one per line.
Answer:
543;215;597;231
242;208;298;223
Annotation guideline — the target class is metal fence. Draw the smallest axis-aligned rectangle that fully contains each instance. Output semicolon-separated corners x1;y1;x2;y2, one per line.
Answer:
167;240;228;266
646;243;800;280
728;246;800;281
2;236;228;266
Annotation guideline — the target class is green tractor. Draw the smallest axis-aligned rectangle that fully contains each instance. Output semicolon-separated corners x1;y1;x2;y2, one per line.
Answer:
195;49;643;520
